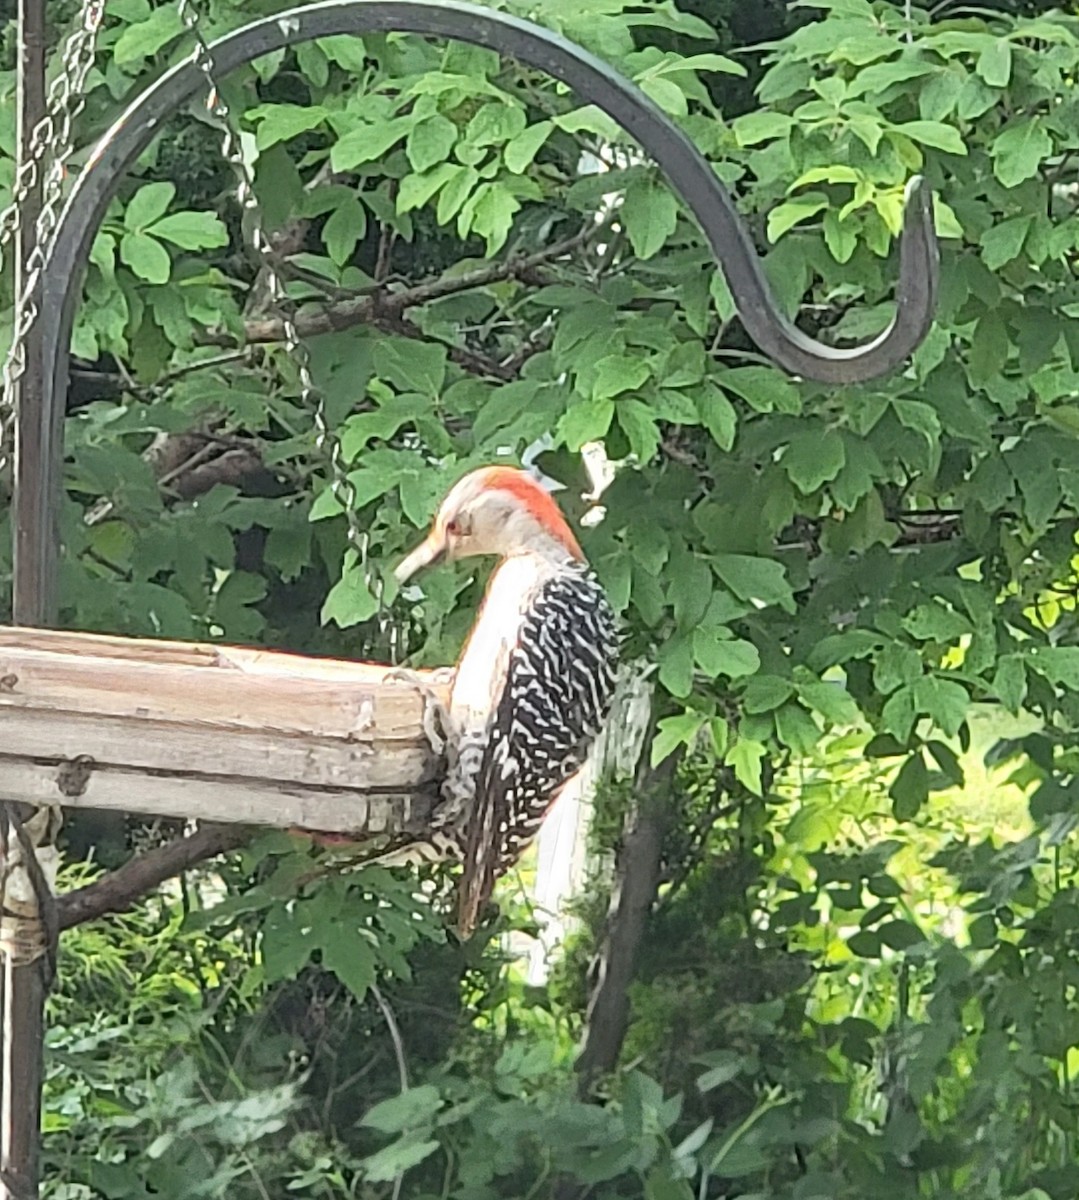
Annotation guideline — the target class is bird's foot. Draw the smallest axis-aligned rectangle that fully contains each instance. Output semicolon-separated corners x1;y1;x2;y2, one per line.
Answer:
384;667;454;756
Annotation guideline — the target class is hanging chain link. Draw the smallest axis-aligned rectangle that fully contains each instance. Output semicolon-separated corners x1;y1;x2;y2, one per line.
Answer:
0;0;107;477
177;0;395;649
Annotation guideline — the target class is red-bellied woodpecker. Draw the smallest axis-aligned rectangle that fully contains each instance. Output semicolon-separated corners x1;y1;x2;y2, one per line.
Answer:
396;465;620;936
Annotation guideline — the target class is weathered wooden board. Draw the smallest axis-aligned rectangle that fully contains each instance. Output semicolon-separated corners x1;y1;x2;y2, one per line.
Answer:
0;627;449;834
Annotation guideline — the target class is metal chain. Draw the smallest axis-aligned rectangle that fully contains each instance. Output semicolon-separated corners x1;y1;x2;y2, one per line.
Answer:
0;0;107;477
177;0;395;649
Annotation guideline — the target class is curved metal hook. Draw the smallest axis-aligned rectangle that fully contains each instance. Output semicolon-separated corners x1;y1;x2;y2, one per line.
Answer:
40;0;940;395
23;0;939;621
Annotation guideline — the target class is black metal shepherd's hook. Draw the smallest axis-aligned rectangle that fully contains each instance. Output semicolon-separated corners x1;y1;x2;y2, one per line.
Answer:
19;0;939;626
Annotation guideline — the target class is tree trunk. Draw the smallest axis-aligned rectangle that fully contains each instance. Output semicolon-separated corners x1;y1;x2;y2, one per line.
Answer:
574;753;677;1094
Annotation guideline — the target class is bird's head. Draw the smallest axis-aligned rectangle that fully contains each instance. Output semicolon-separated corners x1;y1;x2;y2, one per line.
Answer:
395;465;584;583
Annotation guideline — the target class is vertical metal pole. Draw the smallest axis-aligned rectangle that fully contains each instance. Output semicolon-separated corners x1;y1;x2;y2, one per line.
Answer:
2;0;51;1196
12;0;57;630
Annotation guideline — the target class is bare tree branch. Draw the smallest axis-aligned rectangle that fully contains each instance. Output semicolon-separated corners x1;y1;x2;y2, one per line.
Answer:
57;824;251;931
206;231;592;357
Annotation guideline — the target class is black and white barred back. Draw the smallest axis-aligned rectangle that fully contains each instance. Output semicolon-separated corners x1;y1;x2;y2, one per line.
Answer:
451;561;620;935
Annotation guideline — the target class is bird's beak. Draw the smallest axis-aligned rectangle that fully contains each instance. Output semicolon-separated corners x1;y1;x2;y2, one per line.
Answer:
395;528;447;583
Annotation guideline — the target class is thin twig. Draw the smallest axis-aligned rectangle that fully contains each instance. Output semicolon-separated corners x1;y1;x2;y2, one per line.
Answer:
372;983;411;1200
373;984;409;1091
210;228;594;349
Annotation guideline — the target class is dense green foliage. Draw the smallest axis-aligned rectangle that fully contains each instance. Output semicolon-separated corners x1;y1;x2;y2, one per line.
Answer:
7;0;1079;1196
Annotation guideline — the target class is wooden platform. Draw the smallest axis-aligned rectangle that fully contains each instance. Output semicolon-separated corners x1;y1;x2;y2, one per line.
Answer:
0;628;449;836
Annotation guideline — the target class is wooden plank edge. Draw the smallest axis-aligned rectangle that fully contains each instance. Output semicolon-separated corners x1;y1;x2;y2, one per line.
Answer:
0;708;440;791
0;644;450;739
0;756;437;835
0;625;445;685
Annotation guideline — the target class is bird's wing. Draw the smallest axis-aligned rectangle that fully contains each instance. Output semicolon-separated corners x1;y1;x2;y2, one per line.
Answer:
457;569;618;936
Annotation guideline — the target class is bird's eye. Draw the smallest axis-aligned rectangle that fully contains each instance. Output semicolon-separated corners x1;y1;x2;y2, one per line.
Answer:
446;518;462;536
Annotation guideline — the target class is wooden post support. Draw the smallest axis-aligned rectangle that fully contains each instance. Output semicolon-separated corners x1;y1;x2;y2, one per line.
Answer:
0;628;449;835
2;0;50;1193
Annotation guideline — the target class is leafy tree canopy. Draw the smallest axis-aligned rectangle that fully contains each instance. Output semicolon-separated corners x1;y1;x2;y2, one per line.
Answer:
6;0;1079;1197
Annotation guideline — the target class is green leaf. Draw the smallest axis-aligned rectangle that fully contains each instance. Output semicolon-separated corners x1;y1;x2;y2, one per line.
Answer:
321;926;375;1000
559;398;615;450
891;398;941;444
466;182;520;253
993;654;1027;714
113;6;184;65
1030;646;1079;688
927;739;963;787
912;675;968;737
673;552;712;627
890;750;928;819
119;231;171;284
321;553;379;628
656;51;745;77
264;521;312;583
889;120;966;155
874;643;922;695
373;340;446;397
694;629;760;679
727;738;766;795
362;1085;443;1133
592;355;650;400
252;104;328;150
261;906;314;983
437;165;479;223
310;34;363;72
504;120;552;173
719;367;801;414
149;210;229;250
622;176;678;260
878;919;925;950
767;193;829;242
782;428;845;494
847;930;882;958
124;182;175;231
659;634;694;698
713;554;794;612
651;712;706;766
772;701;817;756
397;161;460;213
331;117;412;172
824;210;858;263
323;195;367;266
362;1136;440;1184
743;675;794;714
696;382;737;450
968;310;1009;388
976;38;1012;88
991;119;1053;189
638;74;688;117
980;215;1032;270
902;602;972;643
798;680;860;727
465;101;527;148
848;59;935;97
732;111;795;147
617;399;661;461
406;113;458;173
881;684;917;743
553;105;622;141
696;1052;748;1093
848;115;883;153
626;7;716;38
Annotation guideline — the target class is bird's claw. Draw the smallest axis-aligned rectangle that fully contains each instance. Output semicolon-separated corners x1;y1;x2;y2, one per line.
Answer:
384;667;453;757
